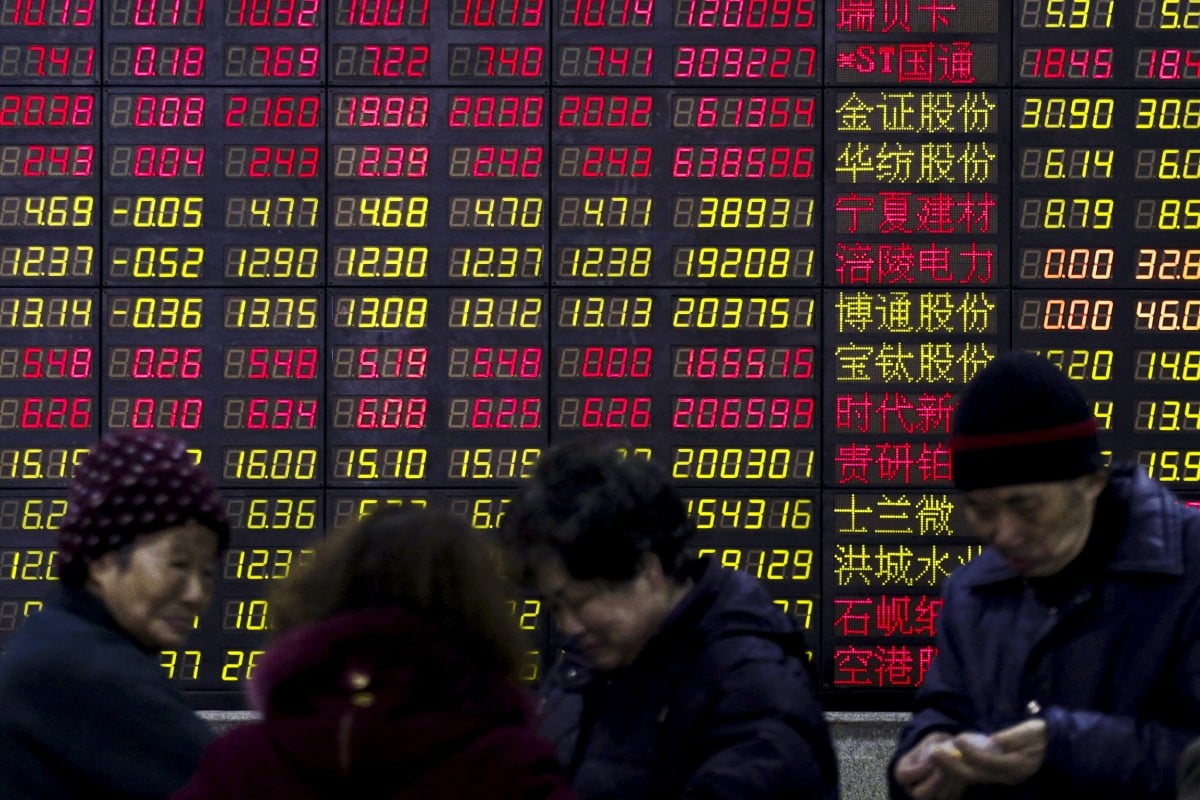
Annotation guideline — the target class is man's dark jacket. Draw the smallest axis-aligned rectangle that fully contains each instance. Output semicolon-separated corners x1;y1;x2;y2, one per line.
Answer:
890;466;1200;799
539;556;839;800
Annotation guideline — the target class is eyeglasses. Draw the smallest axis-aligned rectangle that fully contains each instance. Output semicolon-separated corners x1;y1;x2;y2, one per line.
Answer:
542;582;605;620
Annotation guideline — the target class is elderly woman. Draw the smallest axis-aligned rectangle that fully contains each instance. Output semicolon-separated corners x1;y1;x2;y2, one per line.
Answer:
0;430;229;799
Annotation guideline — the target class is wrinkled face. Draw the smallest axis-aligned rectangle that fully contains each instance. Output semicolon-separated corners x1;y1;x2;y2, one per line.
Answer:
87;522;219;650
534;556;671;671
961;473;1107;578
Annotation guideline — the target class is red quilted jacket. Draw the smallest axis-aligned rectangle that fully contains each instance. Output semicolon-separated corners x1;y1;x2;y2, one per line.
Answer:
172;607;577;800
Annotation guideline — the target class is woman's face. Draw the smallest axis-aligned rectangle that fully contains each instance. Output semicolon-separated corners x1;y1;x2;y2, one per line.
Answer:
87;521;219;650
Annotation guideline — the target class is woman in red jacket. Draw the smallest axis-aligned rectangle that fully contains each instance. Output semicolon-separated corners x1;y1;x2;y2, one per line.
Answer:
173;507;576;800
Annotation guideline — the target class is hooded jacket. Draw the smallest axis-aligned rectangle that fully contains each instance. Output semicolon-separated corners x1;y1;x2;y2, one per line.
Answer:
172;606;576;800
538;556;839;800
890;465;1200;799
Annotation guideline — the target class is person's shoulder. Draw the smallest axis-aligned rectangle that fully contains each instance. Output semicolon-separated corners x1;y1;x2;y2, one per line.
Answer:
690;587;813;674
1179;736;1200;800
698;560;783;613
1176;503;1200;553
1115;463;1199;531
1113;466;1200;572
4;603;168;695
0;603;92;674
0;611;140;718
940;547;1015;595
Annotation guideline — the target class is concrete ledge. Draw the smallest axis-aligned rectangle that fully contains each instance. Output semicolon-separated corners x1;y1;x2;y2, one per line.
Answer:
199;709;910;799
198;709;257;732
827;712;908;799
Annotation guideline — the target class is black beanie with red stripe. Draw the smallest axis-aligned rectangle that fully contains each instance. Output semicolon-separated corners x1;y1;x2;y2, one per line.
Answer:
950;351;1102;491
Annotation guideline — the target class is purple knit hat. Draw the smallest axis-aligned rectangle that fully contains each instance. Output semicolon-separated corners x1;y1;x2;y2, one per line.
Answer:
58;431;229;581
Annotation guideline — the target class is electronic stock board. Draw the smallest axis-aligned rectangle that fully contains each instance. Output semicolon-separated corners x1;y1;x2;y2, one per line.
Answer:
1;0;1198;708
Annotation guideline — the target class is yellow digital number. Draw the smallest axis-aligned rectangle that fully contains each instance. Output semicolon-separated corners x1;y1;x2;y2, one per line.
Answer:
110;196;202;228
220;649;264;682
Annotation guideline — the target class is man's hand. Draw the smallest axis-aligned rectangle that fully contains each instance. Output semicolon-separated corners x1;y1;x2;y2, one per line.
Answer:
894;720;1047;799
934;719;1047;786
893;732;968;800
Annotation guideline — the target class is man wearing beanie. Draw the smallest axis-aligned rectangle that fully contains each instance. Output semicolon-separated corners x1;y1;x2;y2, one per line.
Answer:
890;351;1200;800
0;430;230;799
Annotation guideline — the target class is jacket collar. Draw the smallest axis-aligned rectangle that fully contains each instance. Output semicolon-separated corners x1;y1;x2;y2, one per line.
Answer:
965;466;1186;591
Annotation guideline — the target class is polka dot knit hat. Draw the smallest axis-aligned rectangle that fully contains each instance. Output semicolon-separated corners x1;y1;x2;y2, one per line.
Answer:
57;431;230;582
